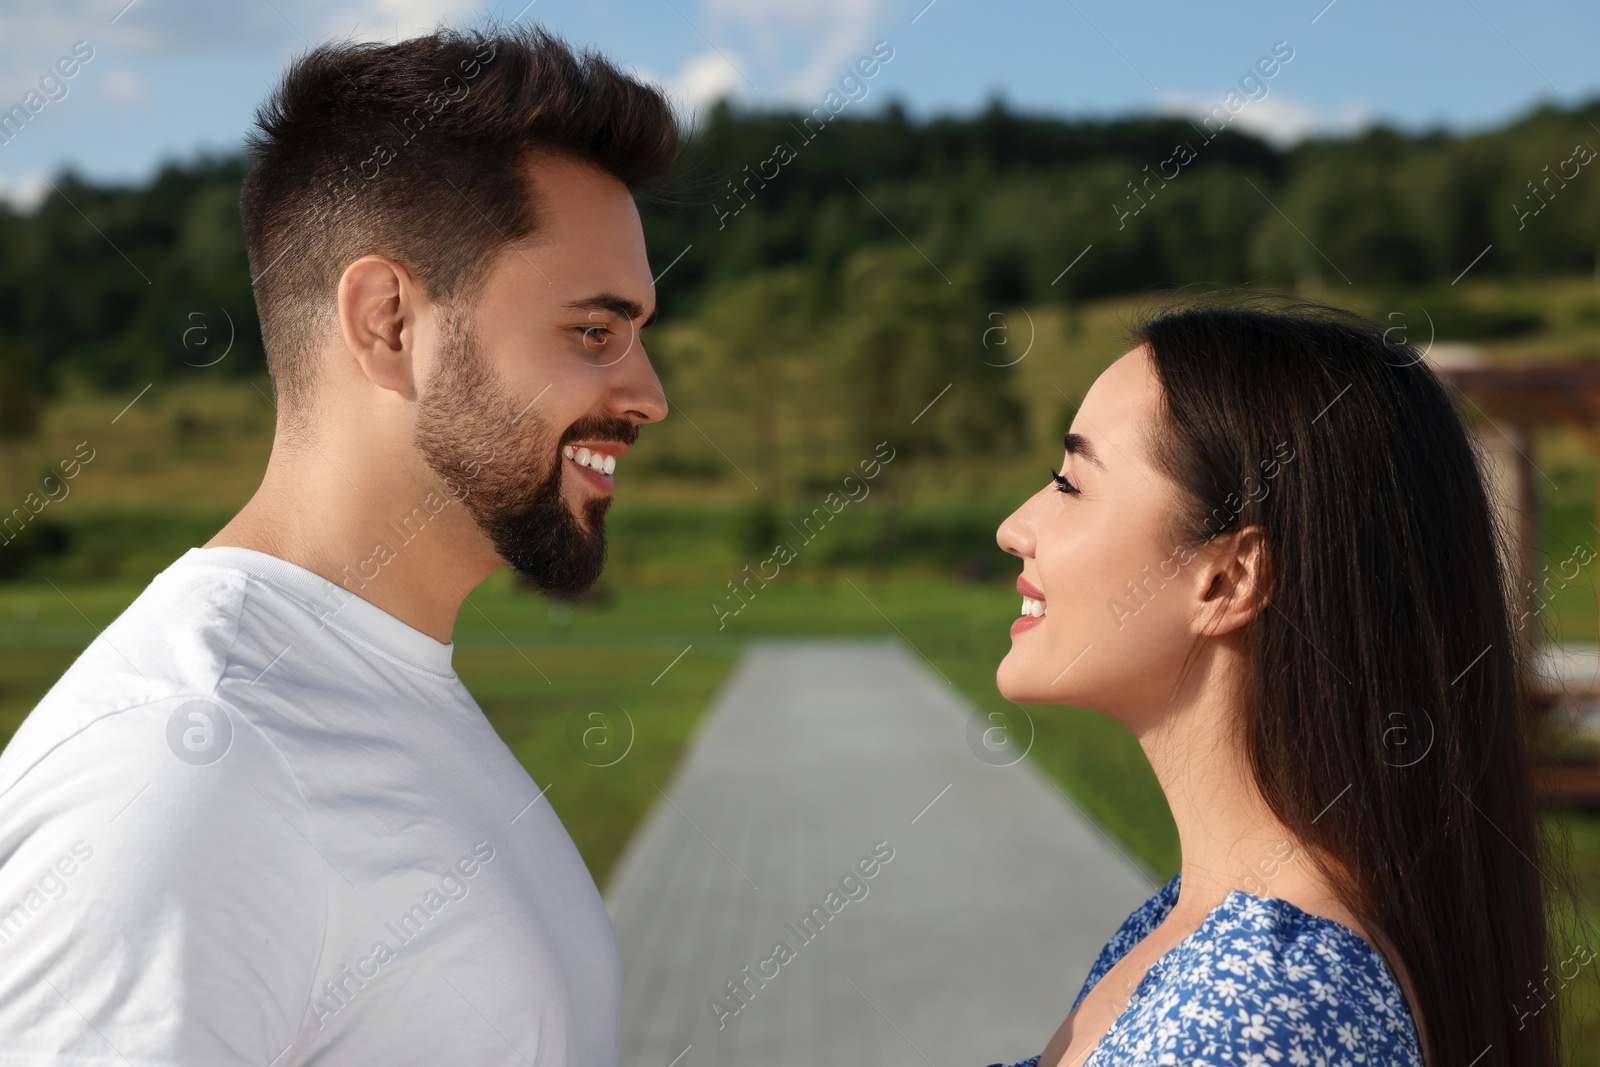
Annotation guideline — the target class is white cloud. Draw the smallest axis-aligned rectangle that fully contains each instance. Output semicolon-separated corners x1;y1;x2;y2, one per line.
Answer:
321;0;479;43
99;66;148;105
1157;92;1373;147
702;0;889;103
0;172;49;212
0;0;477;76
661;50;747;111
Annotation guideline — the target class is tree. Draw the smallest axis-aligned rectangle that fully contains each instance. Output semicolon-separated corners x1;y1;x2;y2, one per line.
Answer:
0;332;51;505
831;243;1027;571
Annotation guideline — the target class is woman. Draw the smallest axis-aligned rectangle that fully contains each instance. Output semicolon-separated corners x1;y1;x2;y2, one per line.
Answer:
991;301;1559;1067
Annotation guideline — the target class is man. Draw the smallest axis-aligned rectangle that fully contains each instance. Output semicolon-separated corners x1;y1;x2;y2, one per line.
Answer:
0;25;675;1066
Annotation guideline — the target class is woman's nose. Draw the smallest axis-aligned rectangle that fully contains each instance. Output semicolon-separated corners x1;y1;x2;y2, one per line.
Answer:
996;491;1043;559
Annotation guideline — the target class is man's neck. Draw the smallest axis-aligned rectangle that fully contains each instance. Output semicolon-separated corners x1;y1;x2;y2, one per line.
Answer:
205;442;501;644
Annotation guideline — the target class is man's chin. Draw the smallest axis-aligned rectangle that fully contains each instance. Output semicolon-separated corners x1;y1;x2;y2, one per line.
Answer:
496;497;612;601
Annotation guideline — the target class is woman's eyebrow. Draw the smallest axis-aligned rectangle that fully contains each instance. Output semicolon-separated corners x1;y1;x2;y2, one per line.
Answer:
1064;431;1107;470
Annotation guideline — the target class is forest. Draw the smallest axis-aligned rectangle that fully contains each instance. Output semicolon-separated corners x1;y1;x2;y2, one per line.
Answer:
4;88;1600;1067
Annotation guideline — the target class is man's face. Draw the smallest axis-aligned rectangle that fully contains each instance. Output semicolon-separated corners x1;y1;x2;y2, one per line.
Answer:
412;155;666;598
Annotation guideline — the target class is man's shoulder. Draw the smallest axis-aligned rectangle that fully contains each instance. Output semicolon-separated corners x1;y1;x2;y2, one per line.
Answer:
0;555;254;797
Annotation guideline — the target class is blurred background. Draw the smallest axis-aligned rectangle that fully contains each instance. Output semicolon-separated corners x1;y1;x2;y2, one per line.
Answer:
3;0;1600;1062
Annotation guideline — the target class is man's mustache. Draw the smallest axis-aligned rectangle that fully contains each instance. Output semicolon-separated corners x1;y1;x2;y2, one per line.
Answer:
559;413;638;449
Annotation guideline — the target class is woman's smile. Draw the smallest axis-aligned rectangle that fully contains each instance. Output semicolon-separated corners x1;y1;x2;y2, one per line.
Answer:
1012;575;1048;636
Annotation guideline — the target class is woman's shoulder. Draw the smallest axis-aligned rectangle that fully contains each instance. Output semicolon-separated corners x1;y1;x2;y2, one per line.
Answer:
1112;888;1424;1065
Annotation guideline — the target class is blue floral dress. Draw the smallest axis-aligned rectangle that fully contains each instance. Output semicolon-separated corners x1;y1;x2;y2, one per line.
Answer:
991;873;1422;1067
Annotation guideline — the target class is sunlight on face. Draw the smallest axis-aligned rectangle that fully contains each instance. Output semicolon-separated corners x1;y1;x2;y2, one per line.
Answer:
994;344;1202;734
453;153;667;525
410;154;668;594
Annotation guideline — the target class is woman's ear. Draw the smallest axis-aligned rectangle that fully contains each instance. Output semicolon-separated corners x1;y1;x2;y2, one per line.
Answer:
1191;524;1270;638
338;254;420;400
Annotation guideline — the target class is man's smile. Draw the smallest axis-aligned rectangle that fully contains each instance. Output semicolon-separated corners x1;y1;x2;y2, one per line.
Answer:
563;440;629;491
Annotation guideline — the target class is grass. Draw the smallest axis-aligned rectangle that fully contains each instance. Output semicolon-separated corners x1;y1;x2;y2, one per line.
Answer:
5;276;1600;1057
0;548;1171;884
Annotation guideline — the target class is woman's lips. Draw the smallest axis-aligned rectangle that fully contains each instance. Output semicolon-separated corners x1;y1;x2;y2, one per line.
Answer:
1010;614;1044;636
1012;575;1046;636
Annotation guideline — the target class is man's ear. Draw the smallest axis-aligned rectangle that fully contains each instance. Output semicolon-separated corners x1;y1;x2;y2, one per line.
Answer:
1191;524;1270;638
337;255;418;400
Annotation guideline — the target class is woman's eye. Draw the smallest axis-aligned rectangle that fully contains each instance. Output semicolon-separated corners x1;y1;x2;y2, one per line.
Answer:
1051;467;1079;495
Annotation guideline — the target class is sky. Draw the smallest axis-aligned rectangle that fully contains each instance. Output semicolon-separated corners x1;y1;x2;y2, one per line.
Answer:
0;0;1596;208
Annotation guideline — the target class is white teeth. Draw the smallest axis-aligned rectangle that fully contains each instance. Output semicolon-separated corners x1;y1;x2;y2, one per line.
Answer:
1021;597;1046;618
567;446;618;476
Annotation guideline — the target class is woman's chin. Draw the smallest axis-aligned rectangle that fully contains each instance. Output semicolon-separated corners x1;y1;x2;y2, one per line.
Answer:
996;655;1046;706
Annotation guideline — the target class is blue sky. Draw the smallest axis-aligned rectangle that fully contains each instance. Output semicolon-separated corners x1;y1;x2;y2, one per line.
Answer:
0;0;1595;207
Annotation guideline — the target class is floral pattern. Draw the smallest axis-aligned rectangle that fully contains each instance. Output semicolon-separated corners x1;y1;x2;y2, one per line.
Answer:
988;873;1422;1067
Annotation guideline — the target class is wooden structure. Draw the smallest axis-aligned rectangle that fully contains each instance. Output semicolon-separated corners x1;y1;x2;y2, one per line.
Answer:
1432;347;1600;803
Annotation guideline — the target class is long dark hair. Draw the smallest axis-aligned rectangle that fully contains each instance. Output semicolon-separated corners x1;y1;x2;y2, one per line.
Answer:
1134;298;1558;1067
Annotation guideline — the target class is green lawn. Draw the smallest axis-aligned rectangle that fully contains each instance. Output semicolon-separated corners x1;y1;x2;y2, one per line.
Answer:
0;561;1170;885
4;522;1599;1058
6;271;1600;1057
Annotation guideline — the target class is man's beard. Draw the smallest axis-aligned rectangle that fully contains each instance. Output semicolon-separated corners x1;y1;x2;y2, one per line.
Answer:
412;310;637;600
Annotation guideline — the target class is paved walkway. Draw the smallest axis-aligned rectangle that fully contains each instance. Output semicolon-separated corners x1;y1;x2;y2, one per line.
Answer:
605;640;1155;1067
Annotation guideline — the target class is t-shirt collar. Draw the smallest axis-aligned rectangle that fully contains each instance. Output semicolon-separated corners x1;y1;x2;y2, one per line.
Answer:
174;545;458;678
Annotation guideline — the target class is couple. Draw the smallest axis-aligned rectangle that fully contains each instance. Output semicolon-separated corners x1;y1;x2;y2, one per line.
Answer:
0;25;1556;1067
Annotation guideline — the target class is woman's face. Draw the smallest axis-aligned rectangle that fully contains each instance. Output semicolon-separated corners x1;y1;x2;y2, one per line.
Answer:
995;344;1209;734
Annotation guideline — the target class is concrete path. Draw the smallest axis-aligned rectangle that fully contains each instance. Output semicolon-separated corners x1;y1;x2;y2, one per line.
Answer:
604;640;1156;1067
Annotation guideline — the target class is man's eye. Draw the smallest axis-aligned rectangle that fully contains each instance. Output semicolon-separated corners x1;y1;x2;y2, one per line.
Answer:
578;326;611;349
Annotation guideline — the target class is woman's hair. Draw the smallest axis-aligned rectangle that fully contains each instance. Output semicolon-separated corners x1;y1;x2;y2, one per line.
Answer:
1133;297;1559;1066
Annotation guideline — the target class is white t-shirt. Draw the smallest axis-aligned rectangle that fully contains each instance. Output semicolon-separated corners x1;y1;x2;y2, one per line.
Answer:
0;546;620;1066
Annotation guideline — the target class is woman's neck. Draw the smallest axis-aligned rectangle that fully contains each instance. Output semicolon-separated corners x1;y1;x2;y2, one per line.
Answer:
1135;642;1350;927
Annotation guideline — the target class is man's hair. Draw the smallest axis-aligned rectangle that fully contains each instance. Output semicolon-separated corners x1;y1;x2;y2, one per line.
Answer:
239;24;679;428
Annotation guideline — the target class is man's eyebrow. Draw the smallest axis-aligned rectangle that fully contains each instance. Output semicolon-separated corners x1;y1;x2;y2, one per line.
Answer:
563;293;657;328
1064;431;1107;470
